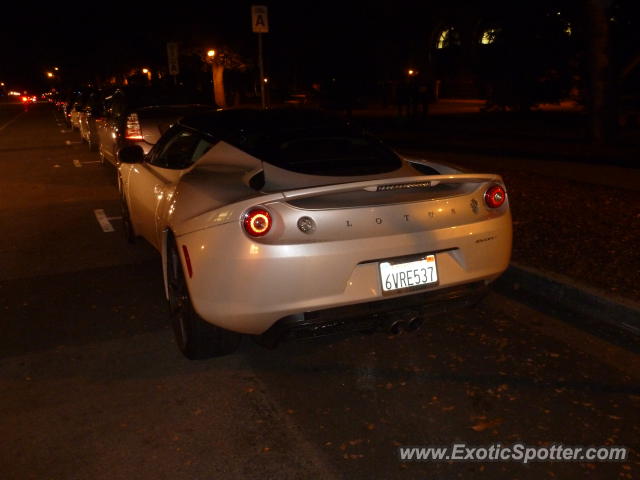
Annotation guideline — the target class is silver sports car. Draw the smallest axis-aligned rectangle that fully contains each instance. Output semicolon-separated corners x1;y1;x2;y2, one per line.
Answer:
118;108;512;359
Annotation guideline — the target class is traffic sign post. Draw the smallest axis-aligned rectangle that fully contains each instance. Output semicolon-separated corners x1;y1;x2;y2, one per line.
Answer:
251;5;268;109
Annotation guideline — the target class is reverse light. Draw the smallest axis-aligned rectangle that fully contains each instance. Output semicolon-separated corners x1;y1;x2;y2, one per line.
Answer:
243;208;272;237
297;216;316;234
484;184;507;208
125;113;143;140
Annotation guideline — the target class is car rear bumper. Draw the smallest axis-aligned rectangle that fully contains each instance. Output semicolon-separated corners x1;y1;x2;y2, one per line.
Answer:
176;212;512;335
258;281;487;347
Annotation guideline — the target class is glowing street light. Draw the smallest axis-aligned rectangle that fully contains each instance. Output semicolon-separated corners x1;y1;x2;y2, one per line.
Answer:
407;69;417;77
46;72;54;78
205;49;221;106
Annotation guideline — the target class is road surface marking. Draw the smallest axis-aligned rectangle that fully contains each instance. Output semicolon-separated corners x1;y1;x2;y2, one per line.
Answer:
73;160;101;167
65;140;82;145
0;112;26;132
94;209;115;232
107;216;123;221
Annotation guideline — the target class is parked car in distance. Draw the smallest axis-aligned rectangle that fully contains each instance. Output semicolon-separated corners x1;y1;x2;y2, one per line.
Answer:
96;86;212;167
118;108;513;359
78;90;105;152
69;91;89;131
60;93;78;128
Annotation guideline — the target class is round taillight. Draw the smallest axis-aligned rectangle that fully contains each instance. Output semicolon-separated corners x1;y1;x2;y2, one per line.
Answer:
243;208;272;237
484;185;506;208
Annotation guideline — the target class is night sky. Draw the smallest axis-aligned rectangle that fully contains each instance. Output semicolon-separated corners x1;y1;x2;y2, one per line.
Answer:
1;1;637;94
0;0;461;92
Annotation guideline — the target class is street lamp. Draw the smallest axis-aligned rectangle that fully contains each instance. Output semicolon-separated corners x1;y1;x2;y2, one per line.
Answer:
46;72;54;78
205;49;219;106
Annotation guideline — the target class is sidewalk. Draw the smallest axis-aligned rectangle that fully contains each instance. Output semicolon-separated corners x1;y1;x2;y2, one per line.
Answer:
353;100;640;176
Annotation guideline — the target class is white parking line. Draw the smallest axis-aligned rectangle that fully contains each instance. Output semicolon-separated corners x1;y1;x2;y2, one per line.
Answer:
94;209;115;232
73;159;101;167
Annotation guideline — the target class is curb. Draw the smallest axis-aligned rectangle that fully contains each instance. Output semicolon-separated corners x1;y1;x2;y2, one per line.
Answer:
494;262;640;335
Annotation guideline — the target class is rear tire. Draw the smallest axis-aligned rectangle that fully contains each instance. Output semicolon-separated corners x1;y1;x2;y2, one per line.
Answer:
167;239;241;359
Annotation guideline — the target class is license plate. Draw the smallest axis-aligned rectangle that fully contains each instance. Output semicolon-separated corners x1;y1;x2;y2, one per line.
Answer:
379;255;438;293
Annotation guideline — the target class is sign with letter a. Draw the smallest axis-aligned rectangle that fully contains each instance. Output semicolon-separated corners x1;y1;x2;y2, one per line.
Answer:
251;5;269;33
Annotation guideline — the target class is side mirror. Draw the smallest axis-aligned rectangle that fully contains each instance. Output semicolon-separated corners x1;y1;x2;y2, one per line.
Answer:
118;145;144;164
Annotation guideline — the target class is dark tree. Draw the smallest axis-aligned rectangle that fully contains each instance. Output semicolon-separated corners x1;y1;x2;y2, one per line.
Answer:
474;4;577;111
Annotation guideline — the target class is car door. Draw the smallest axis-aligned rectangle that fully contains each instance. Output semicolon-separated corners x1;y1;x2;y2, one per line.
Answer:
98;91;125;165
96;95;114;160
127;127;211;249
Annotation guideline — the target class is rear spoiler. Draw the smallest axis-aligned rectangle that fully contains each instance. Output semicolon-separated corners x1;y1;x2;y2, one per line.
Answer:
281;174;501;200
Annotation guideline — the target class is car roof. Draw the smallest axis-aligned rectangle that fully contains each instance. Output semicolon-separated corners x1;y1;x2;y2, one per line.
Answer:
112;86;212;108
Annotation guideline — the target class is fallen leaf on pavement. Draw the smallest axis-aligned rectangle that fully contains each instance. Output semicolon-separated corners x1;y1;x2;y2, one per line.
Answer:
470;418;503;432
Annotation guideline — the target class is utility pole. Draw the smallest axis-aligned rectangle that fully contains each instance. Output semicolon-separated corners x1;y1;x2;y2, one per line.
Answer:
251;5;269;109
587;0;616;144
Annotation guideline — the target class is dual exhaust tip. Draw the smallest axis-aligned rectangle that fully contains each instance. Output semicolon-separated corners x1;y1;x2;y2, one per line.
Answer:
388;313;423;335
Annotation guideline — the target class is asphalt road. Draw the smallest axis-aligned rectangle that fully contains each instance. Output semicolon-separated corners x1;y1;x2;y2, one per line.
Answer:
0;104;638;480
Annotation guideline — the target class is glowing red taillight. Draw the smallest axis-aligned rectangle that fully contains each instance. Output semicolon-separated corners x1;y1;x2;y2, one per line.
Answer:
484;184;507;208
125;113;143;140
243;208;272;237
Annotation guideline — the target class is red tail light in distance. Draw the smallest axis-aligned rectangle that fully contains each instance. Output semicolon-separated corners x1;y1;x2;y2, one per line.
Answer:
125;113;143;140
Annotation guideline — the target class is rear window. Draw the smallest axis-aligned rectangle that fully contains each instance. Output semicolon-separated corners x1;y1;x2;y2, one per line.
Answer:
238;130;403;176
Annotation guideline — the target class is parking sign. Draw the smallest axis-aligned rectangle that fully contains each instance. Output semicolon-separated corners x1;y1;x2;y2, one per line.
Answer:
251;5;269;33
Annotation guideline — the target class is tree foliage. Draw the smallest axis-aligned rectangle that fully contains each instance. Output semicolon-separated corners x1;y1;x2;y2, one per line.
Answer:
473;7;579;111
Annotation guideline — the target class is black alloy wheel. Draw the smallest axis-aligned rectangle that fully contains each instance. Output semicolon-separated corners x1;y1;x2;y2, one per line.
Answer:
166;239;241;359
